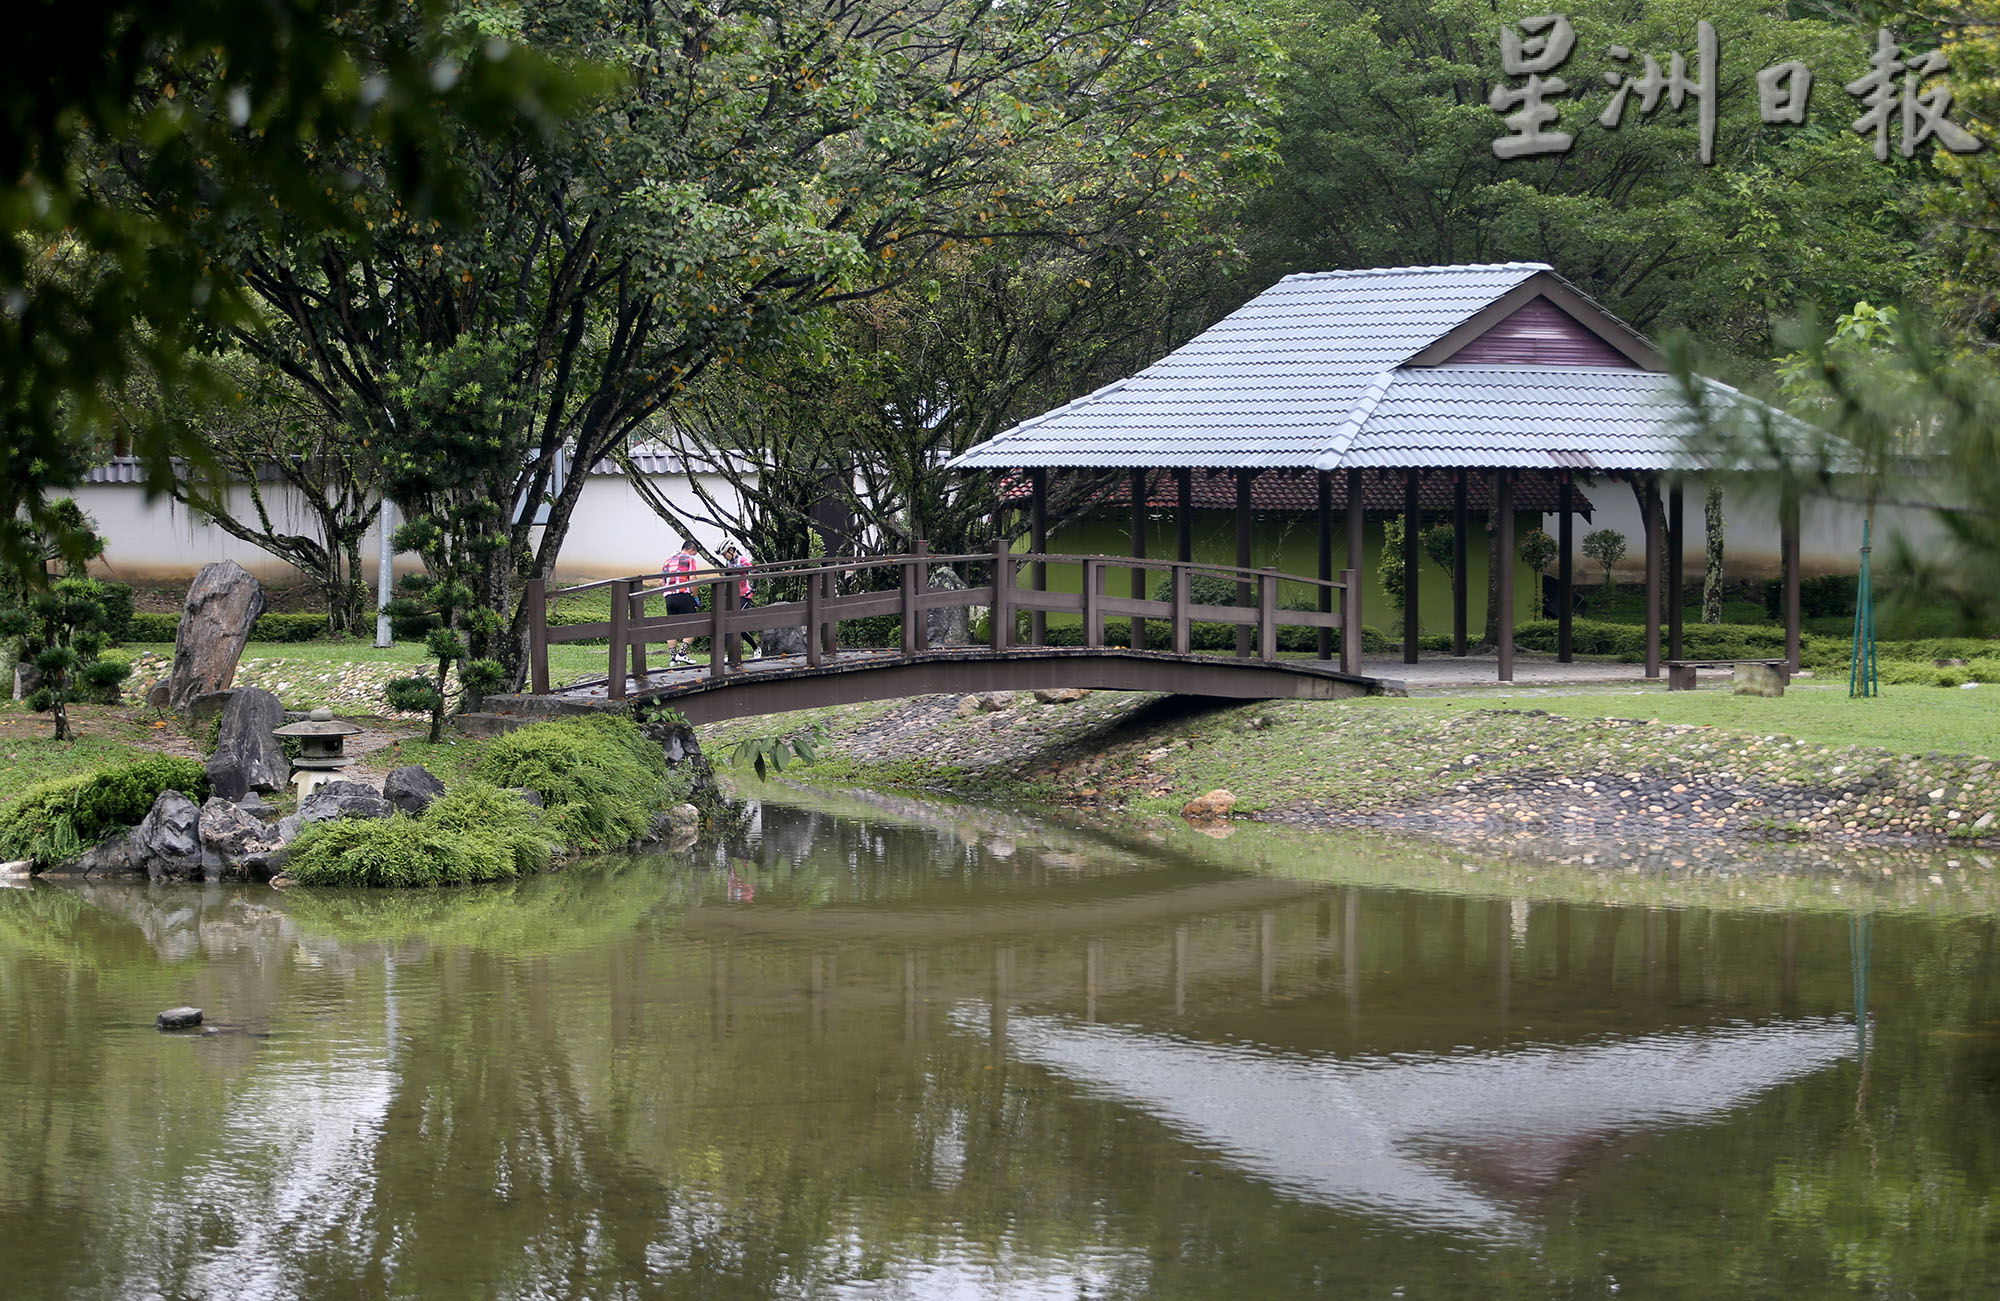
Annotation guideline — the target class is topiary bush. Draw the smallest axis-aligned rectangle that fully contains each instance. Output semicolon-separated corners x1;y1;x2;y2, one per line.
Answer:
473;715;667;850
0;756;209;864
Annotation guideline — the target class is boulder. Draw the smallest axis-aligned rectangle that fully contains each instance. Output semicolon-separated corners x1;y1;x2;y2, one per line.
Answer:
383;765;446;816
187;690;239;725
925;566;975;647
205;687;287;800
1733;663;1787;698
157;1007;204;1031
1181;789;1237;822
0;858;28;876
143;680;171;712
759;624;810;658
12;661;41;702
298;780;395;825
133;790;204;881
167;561;265;711
1033;688;1090;705
198;797;285;878
667;803;702;834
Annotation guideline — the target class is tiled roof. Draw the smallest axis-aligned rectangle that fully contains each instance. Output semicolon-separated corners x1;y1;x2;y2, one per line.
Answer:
950;263;1550;470
948;263;1748;474
1001;467;1595;517
1331;367;1708;472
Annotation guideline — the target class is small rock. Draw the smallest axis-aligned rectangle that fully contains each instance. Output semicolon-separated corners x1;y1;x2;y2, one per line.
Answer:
0;858;28;876
667;803;702;834
157;1007;203;1031
1182;789;1237;821
383;765;447;816
1032;688;1090;705
1733;663;1786;698
298;780;394;825
1976;812;1997;831
511;788;546;808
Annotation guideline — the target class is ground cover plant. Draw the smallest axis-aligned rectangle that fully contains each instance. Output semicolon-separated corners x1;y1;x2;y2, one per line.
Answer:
283;779;555;887
0;756;208;865
472;715;674;851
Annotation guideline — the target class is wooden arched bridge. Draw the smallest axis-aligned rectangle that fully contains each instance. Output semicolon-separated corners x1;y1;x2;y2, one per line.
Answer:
491;546;1398;725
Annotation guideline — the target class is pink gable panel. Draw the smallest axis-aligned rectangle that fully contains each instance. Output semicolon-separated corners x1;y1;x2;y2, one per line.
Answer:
1444;297;1638;368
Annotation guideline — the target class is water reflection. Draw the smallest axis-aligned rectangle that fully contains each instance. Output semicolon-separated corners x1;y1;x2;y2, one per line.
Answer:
2;786;1997;1297
959;1007;1855;1239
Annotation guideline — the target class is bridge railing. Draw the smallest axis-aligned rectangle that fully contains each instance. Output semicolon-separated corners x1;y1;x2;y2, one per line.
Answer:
522;544;1358;699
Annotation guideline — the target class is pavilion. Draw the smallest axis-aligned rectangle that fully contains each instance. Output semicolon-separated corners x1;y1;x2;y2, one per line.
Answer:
947;262;1803;682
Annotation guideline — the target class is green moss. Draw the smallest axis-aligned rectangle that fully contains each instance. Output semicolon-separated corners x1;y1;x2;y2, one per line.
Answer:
0;756;209;864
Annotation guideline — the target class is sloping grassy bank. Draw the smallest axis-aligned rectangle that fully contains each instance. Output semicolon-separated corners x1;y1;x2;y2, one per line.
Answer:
698;683;2000;846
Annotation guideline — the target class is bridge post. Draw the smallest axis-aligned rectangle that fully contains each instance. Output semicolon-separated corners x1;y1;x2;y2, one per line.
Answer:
710;578;729;681
1082;559;1103;649
724;579;743;669
990;539;1012;651
526;578;549;695
607;579;630;701
1171;564;1191;655
628;585;648;680
912;538;930;653
1340;568;1361;675
821;570;839;660
899;549;919;657
806;568;823;667
1258;569;1278;661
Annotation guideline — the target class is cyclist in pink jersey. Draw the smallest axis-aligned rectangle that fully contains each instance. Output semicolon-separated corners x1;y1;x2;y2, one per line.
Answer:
661;538;702;665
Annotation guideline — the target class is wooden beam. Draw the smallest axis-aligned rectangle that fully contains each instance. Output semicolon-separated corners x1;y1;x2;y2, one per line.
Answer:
1130;468;1148;651
1317;470;1334;660
1643;476;1662;679
1347;469;1365;663
1236;469;1255;658
1557;473;1574;663
1667;483;1685;660
1452;470;1469;657
1403;469;1420;665
1029;468;1048;647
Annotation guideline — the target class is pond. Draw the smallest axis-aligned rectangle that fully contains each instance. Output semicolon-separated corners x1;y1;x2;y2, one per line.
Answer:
4;788;1998;1298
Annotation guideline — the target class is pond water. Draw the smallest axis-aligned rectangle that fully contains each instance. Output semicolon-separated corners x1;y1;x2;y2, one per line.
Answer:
4;788;2000;1298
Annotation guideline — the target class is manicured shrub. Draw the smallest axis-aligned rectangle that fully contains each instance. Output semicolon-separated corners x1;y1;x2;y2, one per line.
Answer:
123;612;181;642
0;756;210;863
120;611;336;644
473;715;667;850
422;780;555;875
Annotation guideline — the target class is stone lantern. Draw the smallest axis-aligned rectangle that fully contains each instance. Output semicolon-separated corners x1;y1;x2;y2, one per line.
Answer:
273;707;364;799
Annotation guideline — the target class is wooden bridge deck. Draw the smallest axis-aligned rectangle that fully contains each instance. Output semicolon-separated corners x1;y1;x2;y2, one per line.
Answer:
487;644;1398;726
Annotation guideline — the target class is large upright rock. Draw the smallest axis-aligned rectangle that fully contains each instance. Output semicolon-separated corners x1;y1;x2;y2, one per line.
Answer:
926;566;975;647
132;790;204;881
168;561;265;711
205;687;287;800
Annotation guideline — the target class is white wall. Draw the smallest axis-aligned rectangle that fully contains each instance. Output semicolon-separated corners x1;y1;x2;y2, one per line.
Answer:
1546;473;1948;582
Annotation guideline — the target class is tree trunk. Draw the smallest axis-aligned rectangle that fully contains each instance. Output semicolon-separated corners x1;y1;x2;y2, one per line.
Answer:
1702;484;1725;624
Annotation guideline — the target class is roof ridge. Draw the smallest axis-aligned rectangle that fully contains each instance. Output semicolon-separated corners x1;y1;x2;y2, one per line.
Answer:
1277;262;1551;282
1311;368;1398;473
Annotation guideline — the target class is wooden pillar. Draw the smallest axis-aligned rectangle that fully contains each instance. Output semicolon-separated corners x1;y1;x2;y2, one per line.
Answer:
1782;487;1802;673
1402;468;1420;665
1495;470;1515;682
1452;470;1469;657
526;577;549;695
990;538;1012;652
1346;468;1365;660
1235;469;1255;657
1317;470;1334;660
1130;468;1148;651
1176;468;1194;563
1643;475;1662;679
1029;468;1048;647
607;578;629;701
1558;473;1574;663
1667;482;1685;661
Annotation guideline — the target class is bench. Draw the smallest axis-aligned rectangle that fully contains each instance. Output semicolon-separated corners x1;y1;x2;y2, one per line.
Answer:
1665;658;1790;691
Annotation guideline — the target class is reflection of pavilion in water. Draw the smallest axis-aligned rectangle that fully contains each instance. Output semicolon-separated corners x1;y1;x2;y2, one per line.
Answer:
953;1005;1855;1241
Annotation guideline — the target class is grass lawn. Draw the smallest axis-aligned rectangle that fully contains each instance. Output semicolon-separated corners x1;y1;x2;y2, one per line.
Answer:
0;705;195;808
1357;680;2000;759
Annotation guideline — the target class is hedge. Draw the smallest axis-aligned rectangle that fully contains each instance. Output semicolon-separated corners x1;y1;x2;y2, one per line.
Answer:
122;611;331;644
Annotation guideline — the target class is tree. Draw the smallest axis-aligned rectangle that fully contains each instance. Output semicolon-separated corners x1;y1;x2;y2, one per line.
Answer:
129;0;1281;687
382;525;507;744
1583;529;1627;591
1703;485;1726;624
120;356;382;634
1517;528;1558;575
1247;0;1934;363
1;0;591;594
1378;515;1410;610
0;502;129;740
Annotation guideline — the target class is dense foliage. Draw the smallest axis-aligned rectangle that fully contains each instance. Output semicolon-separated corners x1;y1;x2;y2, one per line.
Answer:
0;757;209;865
472;715;669;850
284;780;555;887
